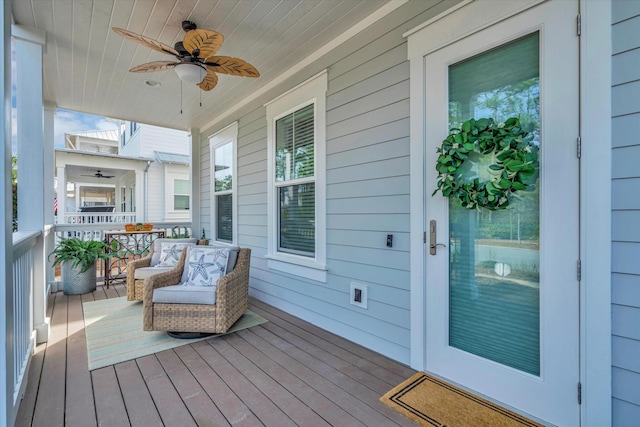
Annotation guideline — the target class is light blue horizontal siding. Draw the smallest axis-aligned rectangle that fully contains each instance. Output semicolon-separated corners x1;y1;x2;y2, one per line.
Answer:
613;398;640;425
612;113;640;148
611;3;640;424
613;15;640;55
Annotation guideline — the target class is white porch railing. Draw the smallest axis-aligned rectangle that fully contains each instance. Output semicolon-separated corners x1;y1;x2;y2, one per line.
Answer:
55;212;137;224
11;231;39;415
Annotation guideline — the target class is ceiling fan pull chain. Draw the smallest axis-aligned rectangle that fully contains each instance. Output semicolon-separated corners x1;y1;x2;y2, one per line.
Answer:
200;89;202;107
180;81;183;115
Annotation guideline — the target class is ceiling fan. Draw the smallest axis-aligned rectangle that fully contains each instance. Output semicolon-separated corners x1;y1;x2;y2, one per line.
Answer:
112;20;260;91
81;170;115;179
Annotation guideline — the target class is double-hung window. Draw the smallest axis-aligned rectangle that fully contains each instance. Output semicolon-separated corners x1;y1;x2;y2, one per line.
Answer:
266;71;327;282
173;179;190;210
210;122;238;244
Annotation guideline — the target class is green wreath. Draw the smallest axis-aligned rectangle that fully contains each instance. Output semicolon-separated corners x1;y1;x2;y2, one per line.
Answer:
433;117;538;210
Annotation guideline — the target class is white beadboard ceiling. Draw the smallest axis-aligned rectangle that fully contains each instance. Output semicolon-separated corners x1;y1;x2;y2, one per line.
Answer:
10;0;391;132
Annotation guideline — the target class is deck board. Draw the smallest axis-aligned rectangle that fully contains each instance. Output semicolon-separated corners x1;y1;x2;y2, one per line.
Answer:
65;294;97;427
17;288;418;426
31;292;67;426
115;360;164;427
92;366;130;426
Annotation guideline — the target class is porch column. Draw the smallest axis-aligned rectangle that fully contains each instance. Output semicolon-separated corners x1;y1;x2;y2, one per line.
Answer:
114;180;122;212
56;166;66;221
1;0;12;424
13;24;49;344
189;128;201;235
44;103;55;226
134;170;145;222
44;103;56;296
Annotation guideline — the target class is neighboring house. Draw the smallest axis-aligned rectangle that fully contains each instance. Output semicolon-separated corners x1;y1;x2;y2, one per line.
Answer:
54;122;190;223
119;121;191;222
4;1;638;426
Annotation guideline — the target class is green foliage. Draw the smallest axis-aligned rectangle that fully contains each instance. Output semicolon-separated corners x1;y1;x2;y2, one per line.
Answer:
214;175;232;192
433;117;538;210
49;238;110;273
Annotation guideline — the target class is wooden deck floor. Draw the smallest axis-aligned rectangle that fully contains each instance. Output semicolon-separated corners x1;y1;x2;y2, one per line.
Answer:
15;284;418;427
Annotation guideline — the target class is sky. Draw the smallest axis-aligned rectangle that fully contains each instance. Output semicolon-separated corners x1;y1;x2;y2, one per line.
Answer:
54;109;120;148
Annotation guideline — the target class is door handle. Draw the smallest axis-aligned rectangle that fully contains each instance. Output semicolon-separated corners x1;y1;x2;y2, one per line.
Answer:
429;220;446;255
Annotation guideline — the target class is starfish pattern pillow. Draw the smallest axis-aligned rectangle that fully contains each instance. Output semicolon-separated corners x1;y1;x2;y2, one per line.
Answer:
157;242;191;267
183;247;230;287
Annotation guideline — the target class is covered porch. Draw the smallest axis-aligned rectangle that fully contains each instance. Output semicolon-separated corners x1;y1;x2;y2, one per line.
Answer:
14;283;416;427
1;0;618;426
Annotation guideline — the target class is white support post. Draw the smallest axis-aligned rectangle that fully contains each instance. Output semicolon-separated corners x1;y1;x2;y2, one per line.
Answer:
189;128;201;233
13;24;48;345
1;1;12;424
44;104;56;290
134;170;145;222
56;166;66;220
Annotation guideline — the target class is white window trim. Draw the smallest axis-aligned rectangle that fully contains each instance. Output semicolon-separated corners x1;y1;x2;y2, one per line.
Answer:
164;167;190;217
265;70;327;282
209;121;238;245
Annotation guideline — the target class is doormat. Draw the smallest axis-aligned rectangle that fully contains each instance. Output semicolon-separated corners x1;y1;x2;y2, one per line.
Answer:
83;297;267;371
380;372;544;427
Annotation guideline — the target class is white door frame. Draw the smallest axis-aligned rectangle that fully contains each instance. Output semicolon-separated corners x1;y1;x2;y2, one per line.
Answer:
406;0;611;425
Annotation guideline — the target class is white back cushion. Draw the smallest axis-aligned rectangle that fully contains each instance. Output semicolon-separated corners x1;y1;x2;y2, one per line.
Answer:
150;237;197;266
181;246;230;287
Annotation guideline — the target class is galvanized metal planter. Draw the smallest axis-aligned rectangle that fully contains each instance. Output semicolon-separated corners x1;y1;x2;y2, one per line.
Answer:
62;262;96;295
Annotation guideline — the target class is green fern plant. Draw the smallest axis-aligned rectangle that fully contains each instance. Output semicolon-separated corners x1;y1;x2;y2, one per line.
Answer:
49;238;110;273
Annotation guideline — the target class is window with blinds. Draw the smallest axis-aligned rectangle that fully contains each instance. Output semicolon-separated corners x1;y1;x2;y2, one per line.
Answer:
275;104;315;256
214;141;233;242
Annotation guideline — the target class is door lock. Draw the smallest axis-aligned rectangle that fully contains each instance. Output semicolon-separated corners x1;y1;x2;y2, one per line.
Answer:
429;220;446;255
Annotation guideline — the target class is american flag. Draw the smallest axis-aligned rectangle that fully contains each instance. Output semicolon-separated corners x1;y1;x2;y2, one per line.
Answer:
53;198;58;215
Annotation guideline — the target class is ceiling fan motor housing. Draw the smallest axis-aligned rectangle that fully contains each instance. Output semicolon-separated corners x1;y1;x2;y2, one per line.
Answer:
182;21;197;32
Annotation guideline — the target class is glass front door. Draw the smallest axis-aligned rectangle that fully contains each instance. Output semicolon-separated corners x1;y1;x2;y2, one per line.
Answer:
423;2;580;425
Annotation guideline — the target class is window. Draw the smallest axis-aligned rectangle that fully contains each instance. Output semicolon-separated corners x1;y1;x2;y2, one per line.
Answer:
210;122;238;244
275;104;315;255
173;179;190;210
130;186;135;212
266;71;327;281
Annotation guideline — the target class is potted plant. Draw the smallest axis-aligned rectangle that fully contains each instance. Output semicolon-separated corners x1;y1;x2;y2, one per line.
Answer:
198;228;209;245
49;238;110;295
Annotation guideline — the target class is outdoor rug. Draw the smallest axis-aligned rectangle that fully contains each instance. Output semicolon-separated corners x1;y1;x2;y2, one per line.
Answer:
380;372;544;427
83;296;267;371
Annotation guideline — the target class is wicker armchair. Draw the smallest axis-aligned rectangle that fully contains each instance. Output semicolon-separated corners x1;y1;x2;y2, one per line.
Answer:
126;237;197;301
142;247;251;334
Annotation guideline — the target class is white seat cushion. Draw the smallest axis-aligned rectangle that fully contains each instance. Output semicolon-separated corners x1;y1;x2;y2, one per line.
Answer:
134;266;173;280
152;284;217;305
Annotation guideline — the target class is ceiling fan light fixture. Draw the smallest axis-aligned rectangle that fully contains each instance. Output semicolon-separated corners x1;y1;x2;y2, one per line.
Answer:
174;63;204;84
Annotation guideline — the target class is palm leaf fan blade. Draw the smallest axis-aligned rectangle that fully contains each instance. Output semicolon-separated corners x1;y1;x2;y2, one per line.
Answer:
183;29;224;58
129;61;179;73
112;27;180;56
197;68;218;91
206;56;260;77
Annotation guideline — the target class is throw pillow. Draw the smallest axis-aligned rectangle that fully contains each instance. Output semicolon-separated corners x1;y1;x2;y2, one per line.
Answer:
183;247;230;287
157;242;191;267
